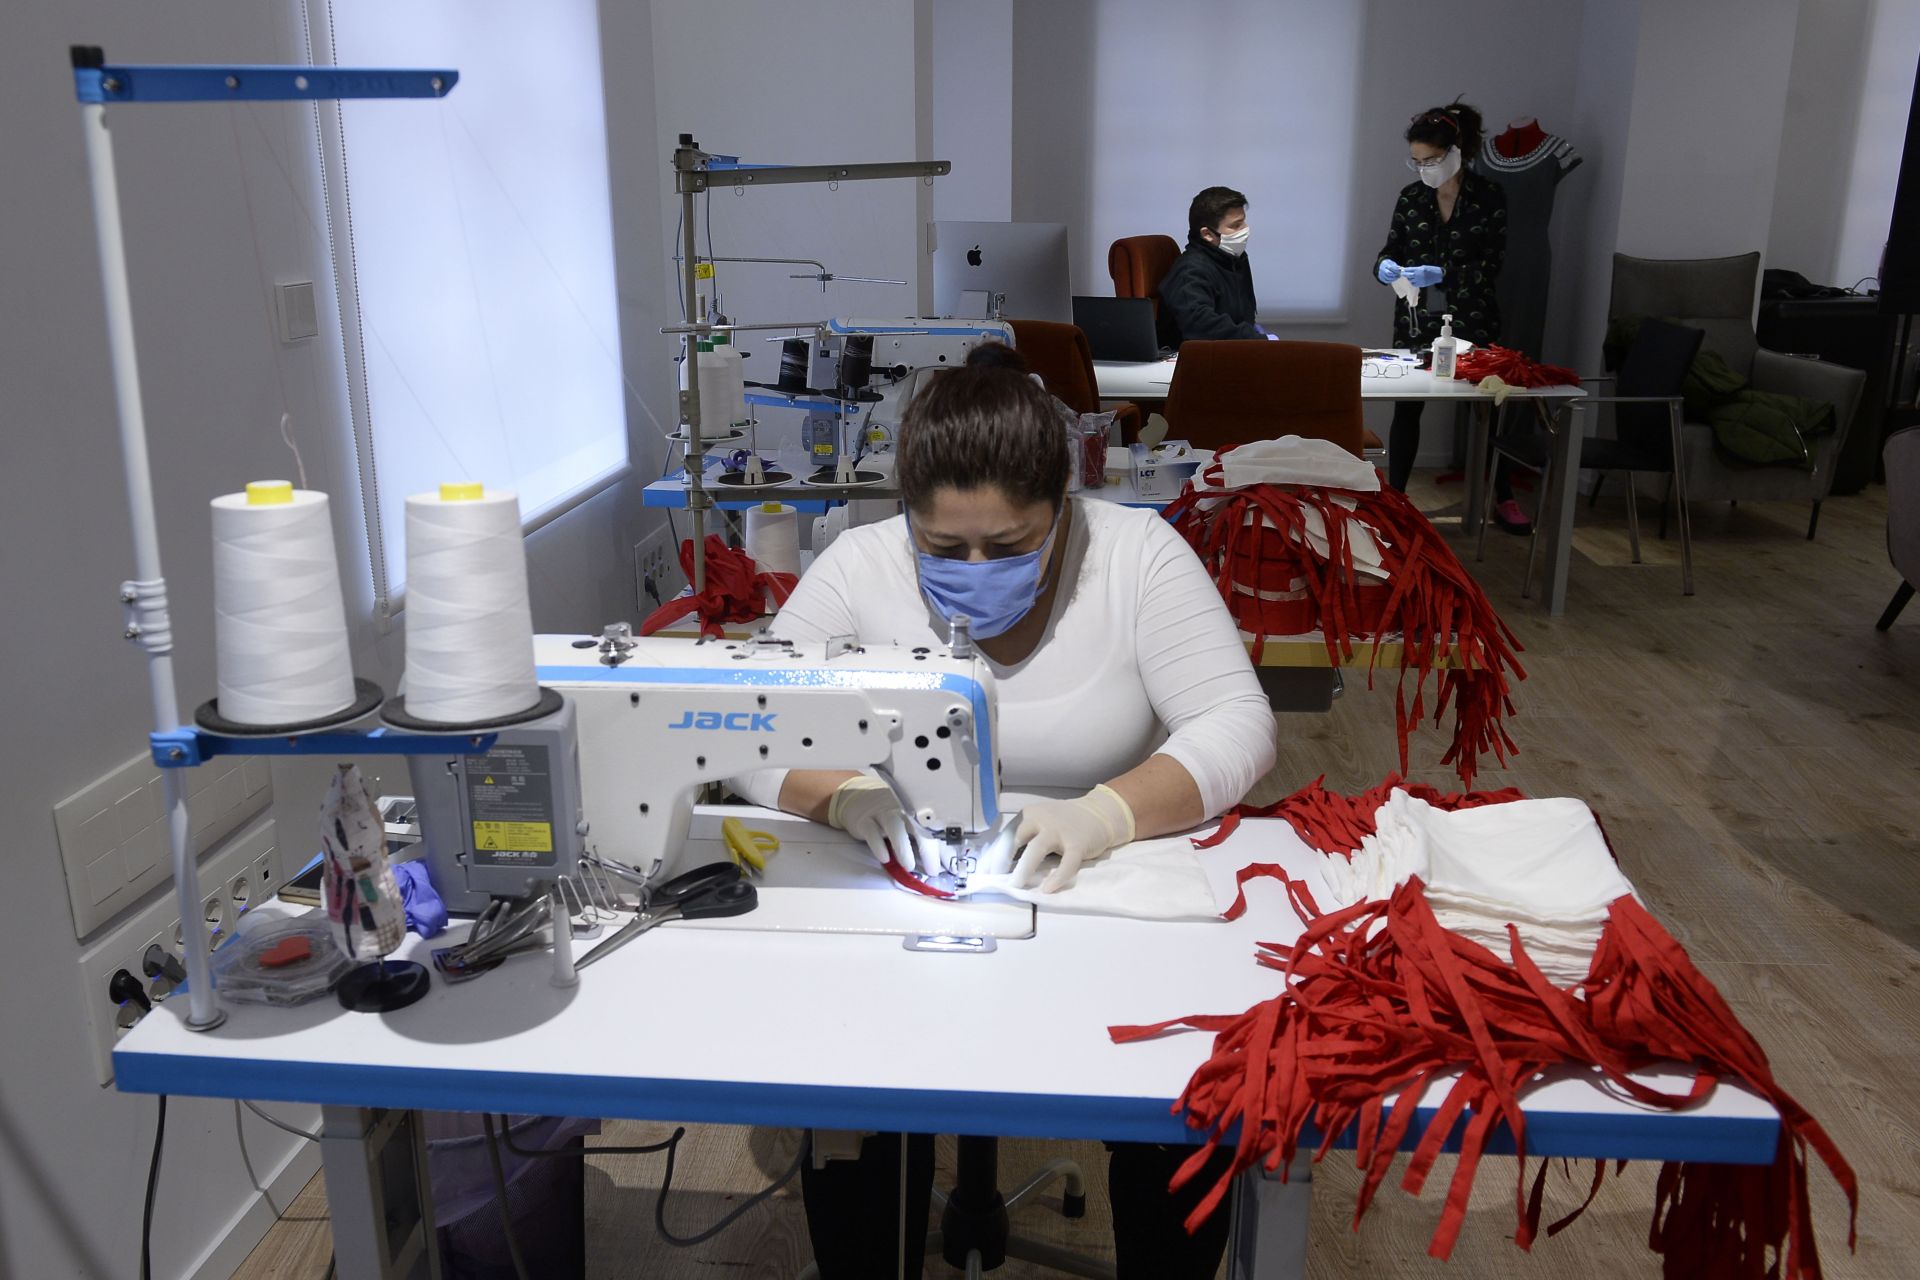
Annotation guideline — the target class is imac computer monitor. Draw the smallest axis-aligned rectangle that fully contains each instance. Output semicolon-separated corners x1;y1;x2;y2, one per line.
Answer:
931;221;1072;323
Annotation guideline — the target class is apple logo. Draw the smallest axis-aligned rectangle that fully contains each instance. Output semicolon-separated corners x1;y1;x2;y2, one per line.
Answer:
966;245;983;267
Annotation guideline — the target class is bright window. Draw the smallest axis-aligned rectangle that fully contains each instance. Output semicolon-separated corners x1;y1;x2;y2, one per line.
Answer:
320;0;627;604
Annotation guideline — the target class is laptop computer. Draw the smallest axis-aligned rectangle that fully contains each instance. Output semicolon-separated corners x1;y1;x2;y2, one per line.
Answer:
1073;296;1162;362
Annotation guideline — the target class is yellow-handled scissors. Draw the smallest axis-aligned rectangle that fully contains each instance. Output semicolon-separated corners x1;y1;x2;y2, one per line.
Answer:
720;817;778;876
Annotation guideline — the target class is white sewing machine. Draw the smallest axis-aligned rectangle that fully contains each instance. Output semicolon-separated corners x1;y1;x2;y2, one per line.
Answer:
407;631;1009;913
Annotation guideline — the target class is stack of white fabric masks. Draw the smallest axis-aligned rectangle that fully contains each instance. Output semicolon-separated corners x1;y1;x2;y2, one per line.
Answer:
1321;788;1636;988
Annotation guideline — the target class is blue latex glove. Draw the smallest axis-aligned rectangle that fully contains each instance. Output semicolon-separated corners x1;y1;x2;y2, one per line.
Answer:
1404;264;1444;288
391;860;448;939
1376;258;1403;285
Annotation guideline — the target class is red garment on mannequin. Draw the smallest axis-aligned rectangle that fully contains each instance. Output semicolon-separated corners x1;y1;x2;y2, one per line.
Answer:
1494;118;1548;159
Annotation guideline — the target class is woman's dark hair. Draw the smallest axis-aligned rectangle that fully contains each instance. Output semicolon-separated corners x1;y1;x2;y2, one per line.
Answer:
897;345;1068;514
1188;185;1249;240
1406;101;1485;163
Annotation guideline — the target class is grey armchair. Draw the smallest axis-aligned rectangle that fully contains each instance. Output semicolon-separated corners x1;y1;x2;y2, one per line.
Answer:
1607;252;1867;539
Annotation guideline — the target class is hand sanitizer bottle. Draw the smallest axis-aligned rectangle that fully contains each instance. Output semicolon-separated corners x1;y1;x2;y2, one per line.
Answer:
1431;313;1459;380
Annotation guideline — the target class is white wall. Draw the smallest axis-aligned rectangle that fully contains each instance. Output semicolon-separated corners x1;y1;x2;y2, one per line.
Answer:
1767;0;1876;282
0;2;666;1275
1613;0;1802;261
0;6;345;1276
1561;0;1647;372
932;0;1013;223
1835;3;1920;287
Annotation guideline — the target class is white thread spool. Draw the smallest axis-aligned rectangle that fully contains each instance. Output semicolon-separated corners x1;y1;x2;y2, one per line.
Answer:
402;484;540;724
211;482;357;726
682;342;748;429
744;502;801;576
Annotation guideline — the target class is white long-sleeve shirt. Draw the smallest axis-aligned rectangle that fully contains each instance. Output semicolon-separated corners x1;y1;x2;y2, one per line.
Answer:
732;497;1275;814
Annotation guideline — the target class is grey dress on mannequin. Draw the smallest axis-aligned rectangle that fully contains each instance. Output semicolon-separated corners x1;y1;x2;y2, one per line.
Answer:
1473;122;1580;358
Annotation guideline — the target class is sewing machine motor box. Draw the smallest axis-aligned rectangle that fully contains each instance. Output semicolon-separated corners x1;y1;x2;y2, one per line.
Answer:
407;633;1007;913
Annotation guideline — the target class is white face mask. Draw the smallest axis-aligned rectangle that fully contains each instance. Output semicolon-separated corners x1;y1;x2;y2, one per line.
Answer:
1215;226;1251;256
1418;147;1462;189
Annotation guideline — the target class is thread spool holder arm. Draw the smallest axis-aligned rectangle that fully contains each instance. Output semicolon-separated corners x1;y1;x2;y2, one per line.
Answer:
149;727;499;770
72;46;459;1032
668;136;947;597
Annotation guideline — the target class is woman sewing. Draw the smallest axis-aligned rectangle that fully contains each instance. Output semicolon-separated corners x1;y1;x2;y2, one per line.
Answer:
1373;101;1530;534
732;344;1276;1276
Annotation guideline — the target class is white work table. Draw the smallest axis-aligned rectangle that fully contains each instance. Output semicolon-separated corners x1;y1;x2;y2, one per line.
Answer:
1094;354;1592;615
114;809;1775;1276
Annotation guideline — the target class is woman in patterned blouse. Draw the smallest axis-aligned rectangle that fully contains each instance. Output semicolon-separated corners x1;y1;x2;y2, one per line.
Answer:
1373;101;1530;534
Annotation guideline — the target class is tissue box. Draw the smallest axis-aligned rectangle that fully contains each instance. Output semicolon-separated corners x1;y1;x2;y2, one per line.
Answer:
1128;441;1200;499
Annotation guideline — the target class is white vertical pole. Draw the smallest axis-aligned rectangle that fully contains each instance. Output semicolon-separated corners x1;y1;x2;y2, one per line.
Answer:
79;101;225;1031
549;887;577;988
681;181;708;595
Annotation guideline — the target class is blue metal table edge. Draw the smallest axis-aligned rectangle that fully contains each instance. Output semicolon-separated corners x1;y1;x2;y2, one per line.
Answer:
112;1051;1780;1165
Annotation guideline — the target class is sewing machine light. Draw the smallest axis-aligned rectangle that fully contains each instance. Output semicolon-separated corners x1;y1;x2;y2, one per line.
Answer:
932;817;1016;888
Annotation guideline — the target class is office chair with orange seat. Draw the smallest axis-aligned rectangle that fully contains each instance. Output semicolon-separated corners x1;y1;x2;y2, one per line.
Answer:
1007;318;1143;445
1107;235;1180;314
1163;340;1367;456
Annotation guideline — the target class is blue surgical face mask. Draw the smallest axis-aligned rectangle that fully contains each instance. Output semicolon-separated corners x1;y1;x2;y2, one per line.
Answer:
910;509;1060;640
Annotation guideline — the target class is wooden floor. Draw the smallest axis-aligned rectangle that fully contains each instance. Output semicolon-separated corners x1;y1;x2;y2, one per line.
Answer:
233;478;1920;1279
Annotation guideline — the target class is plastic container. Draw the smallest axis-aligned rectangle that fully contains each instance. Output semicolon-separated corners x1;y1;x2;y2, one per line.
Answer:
1431;313;1459;380
211;918;355;1006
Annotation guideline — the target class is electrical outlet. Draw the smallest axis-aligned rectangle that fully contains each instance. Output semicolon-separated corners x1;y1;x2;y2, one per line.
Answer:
76;816;283;1086
634;526;680;608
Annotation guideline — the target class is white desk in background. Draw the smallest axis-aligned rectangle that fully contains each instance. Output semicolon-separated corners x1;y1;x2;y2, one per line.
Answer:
114;810;1776;1280
1093;355;1590;616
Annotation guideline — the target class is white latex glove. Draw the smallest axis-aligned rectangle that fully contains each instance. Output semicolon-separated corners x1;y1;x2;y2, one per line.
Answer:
828;776;938;878
995;785;1136;893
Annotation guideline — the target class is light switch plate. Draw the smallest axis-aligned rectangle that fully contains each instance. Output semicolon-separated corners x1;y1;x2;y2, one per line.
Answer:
275;280;319;342
54;750;271;939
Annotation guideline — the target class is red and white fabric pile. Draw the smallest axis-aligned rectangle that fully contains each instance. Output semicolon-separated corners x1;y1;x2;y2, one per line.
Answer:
639;534;797;640
1165;438;1525;786
1112;777;1858;1278
1453;344;1582;403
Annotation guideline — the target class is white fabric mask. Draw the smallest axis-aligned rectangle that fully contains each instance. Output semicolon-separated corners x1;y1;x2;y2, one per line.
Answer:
1215;227;1251;256
1418;147;1462;188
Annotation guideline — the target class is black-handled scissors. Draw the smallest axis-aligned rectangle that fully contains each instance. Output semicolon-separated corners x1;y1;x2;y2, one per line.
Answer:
575;861;758;971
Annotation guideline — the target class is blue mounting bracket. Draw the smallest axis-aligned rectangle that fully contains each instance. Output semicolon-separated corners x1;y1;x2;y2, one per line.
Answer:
151;725;497;769
70;49;457;105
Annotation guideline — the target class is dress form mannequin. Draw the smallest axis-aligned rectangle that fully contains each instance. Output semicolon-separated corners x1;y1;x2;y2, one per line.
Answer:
1473;116;1580;357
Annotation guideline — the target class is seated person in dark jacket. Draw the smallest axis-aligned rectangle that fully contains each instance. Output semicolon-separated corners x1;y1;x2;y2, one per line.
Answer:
1157;185;1275;347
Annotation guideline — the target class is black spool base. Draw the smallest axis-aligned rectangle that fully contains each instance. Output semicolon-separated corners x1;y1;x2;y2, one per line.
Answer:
381;686;564;733
336;959;432;1013
194;678;386;737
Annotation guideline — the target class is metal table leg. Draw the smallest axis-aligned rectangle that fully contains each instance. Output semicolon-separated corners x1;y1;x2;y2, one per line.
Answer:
1225;1157;1311;1280
319;1105;442;1280
1462;400;1491;537
1537;399;1585;617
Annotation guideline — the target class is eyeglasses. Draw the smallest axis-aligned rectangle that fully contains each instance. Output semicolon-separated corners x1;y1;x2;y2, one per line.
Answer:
1361;360;1407;379
1406;155;1449;172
